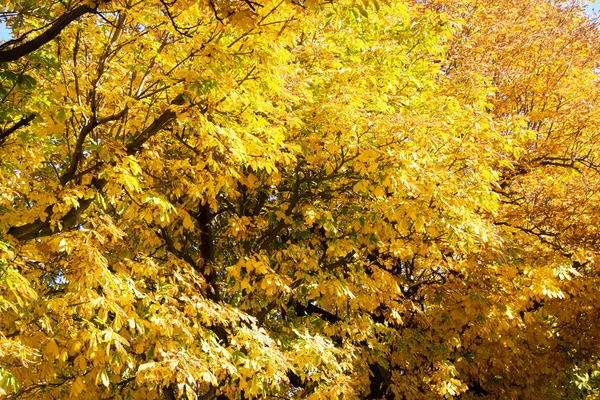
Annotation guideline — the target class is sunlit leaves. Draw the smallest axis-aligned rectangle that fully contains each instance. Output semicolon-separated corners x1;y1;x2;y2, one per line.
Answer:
1;0;600;398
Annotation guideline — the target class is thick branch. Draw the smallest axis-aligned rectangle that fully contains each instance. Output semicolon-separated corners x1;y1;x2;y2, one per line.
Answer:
8;178;107;240
126;94;184;154
291;300;340;323
194;202;222;302
60;109;128;185
0;5;96;63
60;121;97;185
197;202;215;263
7;98;179;241
0;114;35;144
368;363;393;400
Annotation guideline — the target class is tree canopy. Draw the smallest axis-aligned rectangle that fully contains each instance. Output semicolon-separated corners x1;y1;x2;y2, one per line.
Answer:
1;0;600;398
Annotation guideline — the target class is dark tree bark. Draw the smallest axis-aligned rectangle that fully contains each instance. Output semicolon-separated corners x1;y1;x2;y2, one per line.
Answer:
0;114;35;144
0;5;97;63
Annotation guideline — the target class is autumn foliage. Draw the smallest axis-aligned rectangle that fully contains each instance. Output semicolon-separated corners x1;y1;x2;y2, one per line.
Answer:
1;0;600;398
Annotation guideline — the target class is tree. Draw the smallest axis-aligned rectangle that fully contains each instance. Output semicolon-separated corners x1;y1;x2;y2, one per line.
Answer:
416;0;600;397
1;0;600;398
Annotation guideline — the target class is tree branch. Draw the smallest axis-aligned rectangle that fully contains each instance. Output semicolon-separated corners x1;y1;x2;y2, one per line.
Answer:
126;94;184;154
0;5;97;63
0;114;35;144
7;96;180;242
7;177;107;240
60;108;128;185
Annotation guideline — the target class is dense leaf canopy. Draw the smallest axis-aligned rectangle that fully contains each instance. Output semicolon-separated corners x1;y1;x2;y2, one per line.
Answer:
1;0;600;398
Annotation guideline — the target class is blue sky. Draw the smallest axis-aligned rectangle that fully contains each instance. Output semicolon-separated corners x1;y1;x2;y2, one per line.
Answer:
0;23;9;42
0;2;599;42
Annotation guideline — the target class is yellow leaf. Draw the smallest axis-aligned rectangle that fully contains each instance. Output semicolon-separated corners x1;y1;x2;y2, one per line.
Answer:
373;186;385;198
44;339;59;360
69;377;85;398
182;214;195;230
100;369;110;387
74;355;87;371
